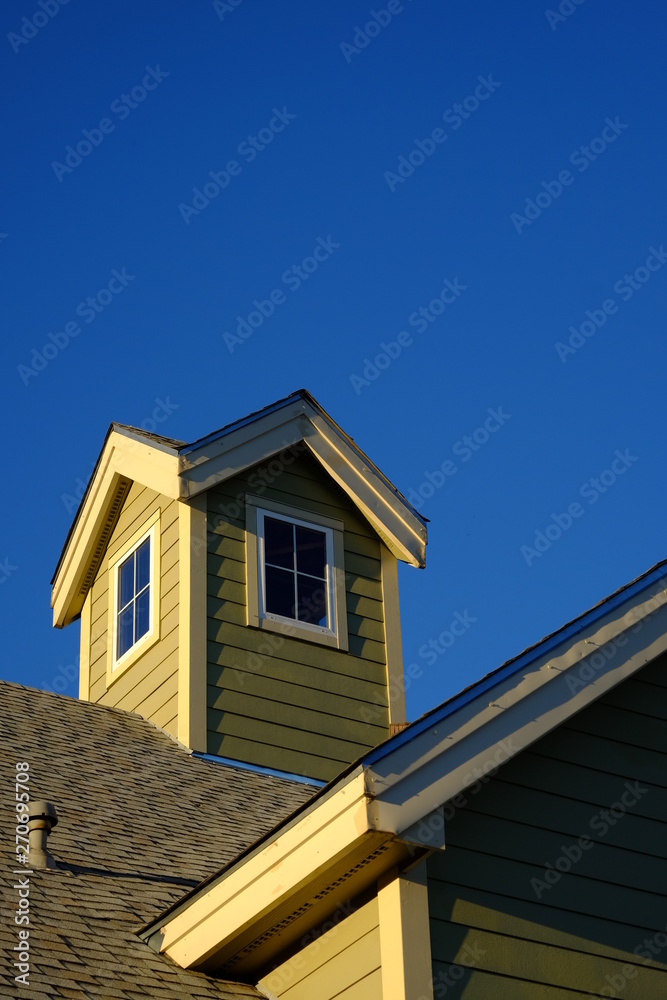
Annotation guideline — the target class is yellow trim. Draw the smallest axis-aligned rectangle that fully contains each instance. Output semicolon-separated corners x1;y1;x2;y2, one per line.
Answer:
51;430;180;628
380;548;406;725
78;591;92;700
177;497;207;751
148;574;667;981
160;771;374;968
378;866;433;1000
53;397;426;629
179;399;427;567
105;509;161;688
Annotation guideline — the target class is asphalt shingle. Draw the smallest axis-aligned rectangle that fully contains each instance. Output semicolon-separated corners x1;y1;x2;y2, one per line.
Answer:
0;681;317;997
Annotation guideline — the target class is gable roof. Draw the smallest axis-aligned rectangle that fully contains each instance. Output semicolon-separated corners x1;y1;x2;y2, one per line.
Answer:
0;681;317;998
142;556;667;976
51;389;428;628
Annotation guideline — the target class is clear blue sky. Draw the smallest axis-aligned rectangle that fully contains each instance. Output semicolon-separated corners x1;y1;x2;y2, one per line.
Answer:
3;0;667;721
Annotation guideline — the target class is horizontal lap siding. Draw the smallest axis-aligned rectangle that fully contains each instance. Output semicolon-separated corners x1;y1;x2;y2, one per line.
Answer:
259;897;382;1000
206;449;389;782
427;655;667;998
86;483;180;740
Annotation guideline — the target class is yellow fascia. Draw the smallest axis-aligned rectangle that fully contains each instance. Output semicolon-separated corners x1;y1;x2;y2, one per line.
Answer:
159;770;375;969
52;428;180;628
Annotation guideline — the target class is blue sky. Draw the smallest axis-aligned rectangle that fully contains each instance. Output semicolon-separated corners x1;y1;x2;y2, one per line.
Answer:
3;0;667;721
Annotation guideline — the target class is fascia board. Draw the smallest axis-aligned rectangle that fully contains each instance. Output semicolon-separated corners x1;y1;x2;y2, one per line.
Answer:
158;771;373;969
51;431;180;627
179;406;309;495
110;426;181;498
178;400;427;567
367;581;667;837
303;412;426;567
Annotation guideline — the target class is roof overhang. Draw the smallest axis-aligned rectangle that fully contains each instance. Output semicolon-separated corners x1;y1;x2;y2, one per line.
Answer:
51;391;427;627
51;426;181;627
179;391;427;568
139;561;667;978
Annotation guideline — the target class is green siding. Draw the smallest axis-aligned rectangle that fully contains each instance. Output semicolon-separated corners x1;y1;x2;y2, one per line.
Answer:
86;482;180;739
427;656;667;998
206;447;390;781
259;896;382;1000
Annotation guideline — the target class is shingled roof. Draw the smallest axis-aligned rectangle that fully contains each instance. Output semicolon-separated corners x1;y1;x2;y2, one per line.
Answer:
0;682;318;998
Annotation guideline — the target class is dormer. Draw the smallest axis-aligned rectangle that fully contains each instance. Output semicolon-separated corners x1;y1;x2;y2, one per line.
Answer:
51;390;427;782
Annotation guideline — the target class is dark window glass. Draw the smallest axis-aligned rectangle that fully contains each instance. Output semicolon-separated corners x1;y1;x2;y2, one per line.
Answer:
136;538;151;592
264;517;294;569
295;526;326;579
265;565;296;618
117;606;134;658
297;575;327;627
118;554;135;610
135;588;151;641
261;515;330;627
116;534;151;661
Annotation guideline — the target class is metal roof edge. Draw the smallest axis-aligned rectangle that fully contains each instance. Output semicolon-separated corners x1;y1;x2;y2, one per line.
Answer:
365;556;667;766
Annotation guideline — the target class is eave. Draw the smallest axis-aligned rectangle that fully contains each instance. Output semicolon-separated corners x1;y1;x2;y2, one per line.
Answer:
139;559;667;978
51;425;182;627
178;390;427;568
52;391;427;627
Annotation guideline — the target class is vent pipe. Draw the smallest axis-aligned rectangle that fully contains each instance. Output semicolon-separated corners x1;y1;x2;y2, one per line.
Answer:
28;801;58;870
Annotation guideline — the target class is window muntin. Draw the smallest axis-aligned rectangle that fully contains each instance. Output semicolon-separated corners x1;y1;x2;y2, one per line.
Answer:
116;535;151;659
258;510;335;634
112;525;156;667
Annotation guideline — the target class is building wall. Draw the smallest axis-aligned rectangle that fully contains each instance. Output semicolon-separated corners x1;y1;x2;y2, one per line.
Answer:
427;655;667;998
206;448;390;781
259;896;382;1000
85;482;180;737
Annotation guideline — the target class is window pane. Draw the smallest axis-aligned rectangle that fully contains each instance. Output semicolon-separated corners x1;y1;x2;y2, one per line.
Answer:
295;526;326;579
135;538;151;592
265;565;296;618
117;606;134;658
118;553;135;609
297;574;328;627
264;517;294;569
135;588;151;641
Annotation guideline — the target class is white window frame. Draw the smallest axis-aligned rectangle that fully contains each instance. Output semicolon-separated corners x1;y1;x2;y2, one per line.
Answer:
106;509;161;684
246;495;348;650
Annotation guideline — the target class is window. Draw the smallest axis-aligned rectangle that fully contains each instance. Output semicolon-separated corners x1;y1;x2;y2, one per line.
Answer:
116;533;152;659
106;511;161;681
246;496;348;649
